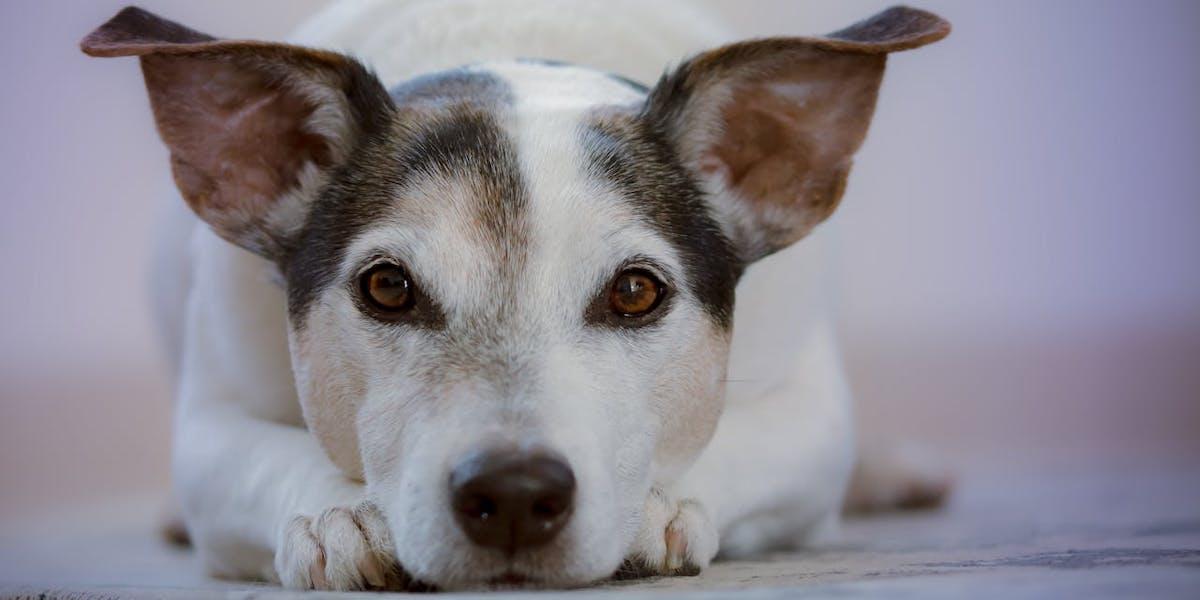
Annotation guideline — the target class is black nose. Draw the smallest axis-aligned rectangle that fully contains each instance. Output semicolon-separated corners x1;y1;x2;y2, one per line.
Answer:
449;448;575;553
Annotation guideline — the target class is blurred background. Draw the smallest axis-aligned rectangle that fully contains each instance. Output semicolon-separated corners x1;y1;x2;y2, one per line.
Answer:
1;0;1197;529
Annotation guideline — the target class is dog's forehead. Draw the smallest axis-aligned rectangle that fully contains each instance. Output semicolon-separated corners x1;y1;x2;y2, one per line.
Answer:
285;61;739;329
388;61;645;115
487;60;648;109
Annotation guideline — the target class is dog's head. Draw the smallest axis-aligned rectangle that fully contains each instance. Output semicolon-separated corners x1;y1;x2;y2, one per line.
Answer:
84;6;947;589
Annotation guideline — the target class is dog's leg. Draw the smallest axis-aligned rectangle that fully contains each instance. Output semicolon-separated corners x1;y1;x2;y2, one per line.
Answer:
663;321;857;560
173;405;393;585
175;347;404;593
172;229;403;590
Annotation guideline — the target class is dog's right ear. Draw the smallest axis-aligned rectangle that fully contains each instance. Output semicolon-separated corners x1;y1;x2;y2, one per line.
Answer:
82;7;393;259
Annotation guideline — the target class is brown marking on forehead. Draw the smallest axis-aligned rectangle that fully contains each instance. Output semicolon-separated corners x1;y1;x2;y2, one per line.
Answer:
581;107;741;328
284;69;529;328
389;69;527;269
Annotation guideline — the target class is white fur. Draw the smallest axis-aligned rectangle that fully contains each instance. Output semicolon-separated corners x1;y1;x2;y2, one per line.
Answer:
161;0;857;590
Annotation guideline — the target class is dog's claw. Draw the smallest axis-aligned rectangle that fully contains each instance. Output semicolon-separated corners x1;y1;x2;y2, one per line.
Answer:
664;515;690;572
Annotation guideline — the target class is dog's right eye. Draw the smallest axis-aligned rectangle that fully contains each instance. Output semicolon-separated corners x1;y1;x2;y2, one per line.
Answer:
359;263;415;316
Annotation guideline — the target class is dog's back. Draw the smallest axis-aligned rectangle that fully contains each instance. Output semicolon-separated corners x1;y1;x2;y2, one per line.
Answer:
289;0;729;85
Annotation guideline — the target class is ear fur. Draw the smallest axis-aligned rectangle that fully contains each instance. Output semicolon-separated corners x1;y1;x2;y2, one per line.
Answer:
644;6;950;261
82;6;394;259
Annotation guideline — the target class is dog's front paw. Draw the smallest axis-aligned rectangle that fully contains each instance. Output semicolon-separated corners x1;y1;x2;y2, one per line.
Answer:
275;500;406;590
618;490;718;579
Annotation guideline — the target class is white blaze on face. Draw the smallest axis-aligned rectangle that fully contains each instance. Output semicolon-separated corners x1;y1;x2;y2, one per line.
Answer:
488;60;686;575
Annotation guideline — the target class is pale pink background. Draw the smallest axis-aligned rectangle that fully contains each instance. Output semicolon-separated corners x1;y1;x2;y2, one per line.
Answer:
2;1;1198;522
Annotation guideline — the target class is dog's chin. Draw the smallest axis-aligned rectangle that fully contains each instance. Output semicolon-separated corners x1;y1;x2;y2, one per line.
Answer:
483;571;581;590
427;569;602;592
418;554;619;592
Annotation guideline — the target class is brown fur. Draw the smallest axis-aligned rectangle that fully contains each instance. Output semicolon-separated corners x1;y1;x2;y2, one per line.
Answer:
643;5;949;261
80;7;394;259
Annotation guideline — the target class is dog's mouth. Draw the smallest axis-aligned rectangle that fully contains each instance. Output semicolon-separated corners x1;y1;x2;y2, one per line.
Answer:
488;571;532;587
407;564;611;592
483;569;587;590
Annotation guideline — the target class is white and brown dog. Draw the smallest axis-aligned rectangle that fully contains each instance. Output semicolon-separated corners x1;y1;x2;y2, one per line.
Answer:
82;0;950;591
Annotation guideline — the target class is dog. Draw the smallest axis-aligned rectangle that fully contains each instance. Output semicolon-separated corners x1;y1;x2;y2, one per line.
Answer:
81;1;949;590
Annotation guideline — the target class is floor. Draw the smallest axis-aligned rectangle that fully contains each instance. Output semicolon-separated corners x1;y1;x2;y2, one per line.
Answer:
2;452;1197;599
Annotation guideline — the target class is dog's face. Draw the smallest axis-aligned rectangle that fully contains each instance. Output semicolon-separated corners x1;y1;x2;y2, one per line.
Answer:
288;63;740;586
83;6;947;589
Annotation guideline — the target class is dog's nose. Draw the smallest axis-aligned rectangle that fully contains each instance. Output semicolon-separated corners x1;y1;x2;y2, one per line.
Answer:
449;448;575;553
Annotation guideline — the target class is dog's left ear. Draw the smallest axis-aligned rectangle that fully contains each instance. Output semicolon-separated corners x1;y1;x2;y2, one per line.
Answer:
82;7;394;260
645;6;949;262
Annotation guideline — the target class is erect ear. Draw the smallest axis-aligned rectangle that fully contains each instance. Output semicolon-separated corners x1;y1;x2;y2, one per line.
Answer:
81;7;394;259
644;6;949;262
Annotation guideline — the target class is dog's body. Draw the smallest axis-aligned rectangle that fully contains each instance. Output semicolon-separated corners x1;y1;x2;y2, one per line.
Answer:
85;0;949;590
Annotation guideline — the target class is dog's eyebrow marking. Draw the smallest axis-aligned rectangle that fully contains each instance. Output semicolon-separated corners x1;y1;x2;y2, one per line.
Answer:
580;109;741;328
284;69;526;329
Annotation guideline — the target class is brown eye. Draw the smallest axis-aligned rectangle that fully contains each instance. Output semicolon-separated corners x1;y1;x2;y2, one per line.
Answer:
609;269;665;317
360;264;414;315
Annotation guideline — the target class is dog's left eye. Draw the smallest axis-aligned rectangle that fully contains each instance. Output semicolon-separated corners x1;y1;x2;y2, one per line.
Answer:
359;263;415;316
609;269;666;318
